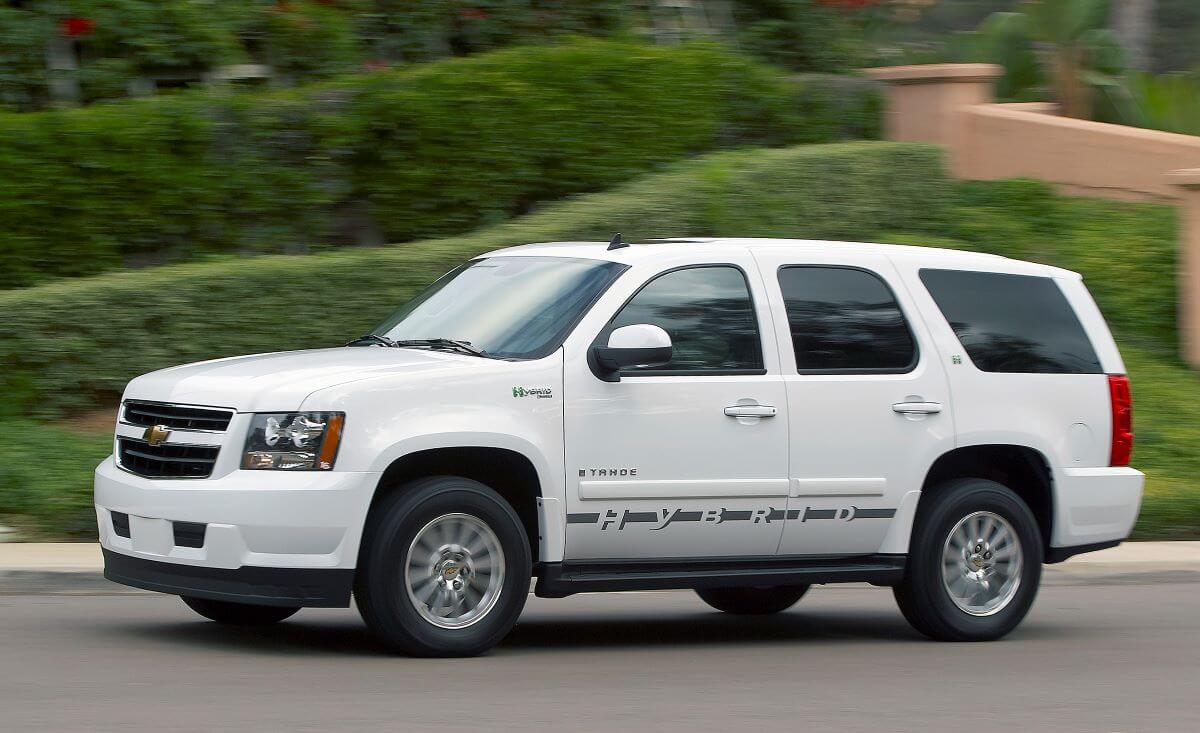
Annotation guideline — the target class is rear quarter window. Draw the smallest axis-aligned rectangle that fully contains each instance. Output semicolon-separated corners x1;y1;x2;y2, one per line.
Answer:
920;269;1102;374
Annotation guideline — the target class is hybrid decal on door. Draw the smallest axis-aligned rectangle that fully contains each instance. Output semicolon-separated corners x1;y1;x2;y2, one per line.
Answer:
512;386;553;399
565;505;897;530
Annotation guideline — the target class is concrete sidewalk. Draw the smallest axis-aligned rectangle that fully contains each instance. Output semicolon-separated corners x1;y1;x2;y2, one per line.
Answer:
2;542;1199;595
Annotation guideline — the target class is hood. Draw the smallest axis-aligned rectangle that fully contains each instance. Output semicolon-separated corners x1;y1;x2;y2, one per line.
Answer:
123;347;478;412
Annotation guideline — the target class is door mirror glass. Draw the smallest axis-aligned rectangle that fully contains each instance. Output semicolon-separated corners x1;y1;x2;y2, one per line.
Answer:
592;324;673;378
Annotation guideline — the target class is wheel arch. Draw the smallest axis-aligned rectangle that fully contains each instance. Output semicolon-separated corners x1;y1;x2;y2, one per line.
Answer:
367;437;552;566
913;444;1055;554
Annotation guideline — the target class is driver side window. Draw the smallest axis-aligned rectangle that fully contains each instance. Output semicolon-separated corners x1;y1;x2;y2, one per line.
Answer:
606;266;764;374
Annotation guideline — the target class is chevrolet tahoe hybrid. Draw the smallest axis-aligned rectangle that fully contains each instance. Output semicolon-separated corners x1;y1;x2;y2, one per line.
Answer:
97;238;1143;656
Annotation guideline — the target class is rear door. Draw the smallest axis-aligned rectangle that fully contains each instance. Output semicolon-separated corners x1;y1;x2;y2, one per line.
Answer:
752;249;956;556
561;254;791;560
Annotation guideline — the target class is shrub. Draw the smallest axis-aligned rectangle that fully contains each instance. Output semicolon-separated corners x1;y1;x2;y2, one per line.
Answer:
358;0;628;63
0;142;947;417
0;8;52;112
732;0;865;73
260;0;364;81
0;38;878;288
0;422;112;540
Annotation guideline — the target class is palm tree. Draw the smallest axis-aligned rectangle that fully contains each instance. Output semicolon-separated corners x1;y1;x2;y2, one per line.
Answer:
1017;0;1124;118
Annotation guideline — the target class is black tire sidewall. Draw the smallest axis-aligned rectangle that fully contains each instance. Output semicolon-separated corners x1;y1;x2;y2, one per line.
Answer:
695;585;809;615
903;478;1043;641
355;476;532;657
181;596;300;625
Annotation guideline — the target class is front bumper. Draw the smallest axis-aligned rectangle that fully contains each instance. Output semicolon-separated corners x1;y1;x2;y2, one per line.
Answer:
95;455;380;603
103;548;354;607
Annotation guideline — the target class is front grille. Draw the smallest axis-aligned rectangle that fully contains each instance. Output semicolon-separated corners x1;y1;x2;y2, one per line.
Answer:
173;521;207;548
118;438;220;479
123;401;233;432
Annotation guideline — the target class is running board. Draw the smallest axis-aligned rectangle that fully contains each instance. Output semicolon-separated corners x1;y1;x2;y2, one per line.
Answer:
535;554;906;598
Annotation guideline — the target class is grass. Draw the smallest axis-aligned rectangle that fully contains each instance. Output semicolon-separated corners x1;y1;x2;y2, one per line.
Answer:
0;142;1196;541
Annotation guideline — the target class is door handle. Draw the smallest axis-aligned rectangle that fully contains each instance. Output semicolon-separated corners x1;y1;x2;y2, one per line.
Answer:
724;405;777;418
892;401;942;415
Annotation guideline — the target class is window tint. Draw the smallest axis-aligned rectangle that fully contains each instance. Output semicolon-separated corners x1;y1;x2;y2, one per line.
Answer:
607;266;763;373
778;266;916;373
920;269;1101;374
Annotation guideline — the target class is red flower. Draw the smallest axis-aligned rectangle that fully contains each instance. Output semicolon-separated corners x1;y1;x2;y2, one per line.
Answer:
60;17;96;37
459;8;488;20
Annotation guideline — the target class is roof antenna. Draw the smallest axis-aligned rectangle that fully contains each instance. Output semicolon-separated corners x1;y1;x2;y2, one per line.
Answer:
607;233;628;251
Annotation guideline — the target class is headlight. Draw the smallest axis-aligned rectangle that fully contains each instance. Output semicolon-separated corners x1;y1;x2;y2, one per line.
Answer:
242;412;345;471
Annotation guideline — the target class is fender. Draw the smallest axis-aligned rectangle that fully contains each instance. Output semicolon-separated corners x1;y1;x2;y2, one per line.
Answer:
887;435;1059;555
368;431;560;503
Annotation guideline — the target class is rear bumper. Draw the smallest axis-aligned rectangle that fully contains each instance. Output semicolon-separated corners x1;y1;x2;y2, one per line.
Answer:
1052;466;1144;549
103;548;353;607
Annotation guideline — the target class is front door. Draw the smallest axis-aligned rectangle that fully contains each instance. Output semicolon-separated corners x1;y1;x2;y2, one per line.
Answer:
563;260;791;560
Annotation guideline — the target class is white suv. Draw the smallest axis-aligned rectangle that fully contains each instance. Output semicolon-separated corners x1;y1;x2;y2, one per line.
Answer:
96;238;1142;656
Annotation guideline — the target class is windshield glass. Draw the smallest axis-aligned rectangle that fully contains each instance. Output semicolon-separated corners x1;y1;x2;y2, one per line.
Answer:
373;256;626;360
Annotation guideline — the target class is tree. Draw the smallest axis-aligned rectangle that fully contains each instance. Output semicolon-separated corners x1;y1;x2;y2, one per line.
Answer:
1018;0;1124;118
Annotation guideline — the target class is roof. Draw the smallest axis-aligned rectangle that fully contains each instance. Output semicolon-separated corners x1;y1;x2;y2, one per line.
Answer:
484;238;1079;279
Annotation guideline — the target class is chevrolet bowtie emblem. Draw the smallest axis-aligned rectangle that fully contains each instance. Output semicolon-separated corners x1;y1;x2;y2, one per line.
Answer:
143;424;171;447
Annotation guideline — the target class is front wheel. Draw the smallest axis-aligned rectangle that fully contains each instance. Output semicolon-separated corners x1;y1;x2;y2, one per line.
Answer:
894;478;1043;642
354;476;532;657
695;585;809;615
181;596;300;625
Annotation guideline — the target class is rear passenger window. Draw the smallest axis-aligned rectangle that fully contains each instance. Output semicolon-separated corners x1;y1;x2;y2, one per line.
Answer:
920;269;1102;374
778;266;916;373
607;266;764;374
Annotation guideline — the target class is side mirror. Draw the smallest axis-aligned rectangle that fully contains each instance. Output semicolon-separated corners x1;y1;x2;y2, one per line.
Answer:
591;324;673;381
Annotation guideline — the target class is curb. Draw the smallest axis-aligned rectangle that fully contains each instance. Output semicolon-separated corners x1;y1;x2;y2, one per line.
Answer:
0;570;140;596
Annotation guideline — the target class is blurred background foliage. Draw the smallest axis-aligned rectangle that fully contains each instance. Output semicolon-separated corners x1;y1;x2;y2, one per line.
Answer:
0;38;881;288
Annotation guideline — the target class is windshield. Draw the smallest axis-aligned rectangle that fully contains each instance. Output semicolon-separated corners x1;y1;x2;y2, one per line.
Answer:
372;256;627;360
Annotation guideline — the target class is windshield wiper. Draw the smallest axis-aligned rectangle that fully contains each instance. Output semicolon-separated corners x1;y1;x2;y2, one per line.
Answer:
346;334;398;348
393;338;489;358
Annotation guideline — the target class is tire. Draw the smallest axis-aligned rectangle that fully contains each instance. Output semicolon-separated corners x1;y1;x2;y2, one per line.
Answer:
894;478;1043;642
354;476;532;657
695;585;809;615
181;596;300;625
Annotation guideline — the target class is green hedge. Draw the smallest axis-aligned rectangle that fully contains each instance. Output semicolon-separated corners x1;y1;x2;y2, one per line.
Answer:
0;142;947;418
0;38;881;288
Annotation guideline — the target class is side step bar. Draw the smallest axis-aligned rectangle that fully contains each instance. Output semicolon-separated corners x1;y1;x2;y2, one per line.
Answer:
535;554;906;598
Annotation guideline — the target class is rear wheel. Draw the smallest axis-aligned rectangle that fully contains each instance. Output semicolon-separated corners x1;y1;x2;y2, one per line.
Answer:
181;597;300;625
695;585;809;615
894;478;1043;641
355;476;531;657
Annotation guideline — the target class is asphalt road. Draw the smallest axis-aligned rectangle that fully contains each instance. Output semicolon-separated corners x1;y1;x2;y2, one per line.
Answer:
2;583;1197;732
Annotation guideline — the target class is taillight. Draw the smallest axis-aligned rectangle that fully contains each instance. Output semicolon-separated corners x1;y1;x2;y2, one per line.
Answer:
1108;374;1133;466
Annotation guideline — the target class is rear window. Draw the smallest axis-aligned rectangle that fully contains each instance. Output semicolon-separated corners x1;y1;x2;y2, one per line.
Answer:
920;269;1102;374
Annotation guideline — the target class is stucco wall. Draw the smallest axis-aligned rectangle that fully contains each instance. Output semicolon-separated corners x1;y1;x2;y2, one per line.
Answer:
960;103;1200;202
